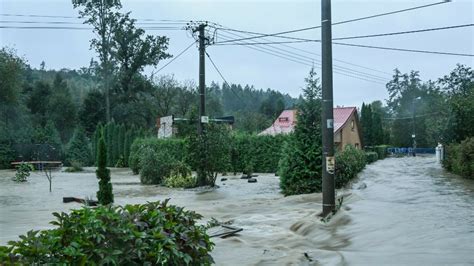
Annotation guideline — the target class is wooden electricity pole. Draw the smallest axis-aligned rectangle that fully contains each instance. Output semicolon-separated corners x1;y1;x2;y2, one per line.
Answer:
321;0;336;216
198;24;207;135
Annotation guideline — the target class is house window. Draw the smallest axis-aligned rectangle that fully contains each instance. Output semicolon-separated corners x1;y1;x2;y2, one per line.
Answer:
351;120;354;131
279;117;289;122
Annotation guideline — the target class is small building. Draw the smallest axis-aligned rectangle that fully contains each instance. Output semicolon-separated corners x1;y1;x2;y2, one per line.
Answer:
259;107;362;150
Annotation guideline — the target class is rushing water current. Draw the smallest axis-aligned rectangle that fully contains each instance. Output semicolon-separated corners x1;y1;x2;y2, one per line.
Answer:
0;156;473;265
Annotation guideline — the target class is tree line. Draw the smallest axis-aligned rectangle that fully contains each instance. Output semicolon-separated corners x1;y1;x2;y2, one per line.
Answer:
360;64;473;148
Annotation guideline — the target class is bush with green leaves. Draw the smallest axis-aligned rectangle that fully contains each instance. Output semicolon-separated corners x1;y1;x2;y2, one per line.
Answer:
186;124;232;187
0;200;214;265
365;151;379;164
335;145;367;188
64;161;83;172
164;162;196;188
443;137;474;179
129;137;186;175
13;162;34;182
374;145;389;160
139;147;176;185
231;133;290;174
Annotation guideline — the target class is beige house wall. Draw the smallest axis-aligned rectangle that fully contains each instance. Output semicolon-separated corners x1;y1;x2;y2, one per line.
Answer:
335;112;362;150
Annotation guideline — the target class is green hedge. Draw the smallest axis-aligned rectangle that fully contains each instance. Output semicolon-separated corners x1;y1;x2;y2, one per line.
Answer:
374;145;389;160
0;201;214;265
335;145;366;189
129;138;186;174
231;134;290;174
443;137;474;179
129;134;290;175
365;151;378;164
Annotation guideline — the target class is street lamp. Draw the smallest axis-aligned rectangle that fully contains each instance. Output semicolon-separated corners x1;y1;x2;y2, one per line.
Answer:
412;96;421;157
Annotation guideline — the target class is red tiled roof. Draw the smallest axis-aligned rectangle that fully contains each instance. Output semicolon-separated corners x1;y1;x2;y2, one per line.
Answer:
259;107;357;136
333;107;356;132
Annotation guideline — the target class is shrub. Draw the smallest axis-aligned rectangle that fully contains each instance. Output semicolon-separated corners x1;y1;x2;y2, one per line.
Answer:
335;145;366;189
139;147;175;185
129;138;186;175
365;151;378;164
186;124;232;187
66;127;91;166
232;134;289;174
96;135;113;205
164;162;196;188
443;137;474;179
374;145;389;160
13;162;34;182
64;161;83;172
0;200;214;265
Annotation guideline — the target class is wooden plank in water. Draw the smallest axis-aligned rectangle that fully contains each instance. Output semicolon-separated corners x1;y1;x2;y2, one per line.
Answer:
208;225;243;238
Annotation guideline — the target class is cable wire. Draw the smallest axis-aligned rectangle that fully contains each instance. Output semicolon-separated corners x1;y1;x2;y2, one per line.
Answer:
216;26;392;76
215;33;386;84
205;51;245;102
215;29;474;57
153;41;197;74
216;31;388;82
332;42;474;57
214;0;450;43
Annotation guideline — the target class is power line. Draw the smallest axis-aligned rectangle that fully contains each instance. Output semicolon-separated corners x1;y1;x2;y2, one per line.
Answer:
0;13;191;23
383;112;441;120
153;41;197;75
215;27;392;76
215;33;386;84
0;25;184;31
205;51;245;102
215;30;388;81
332;42;474;57
0;20;187;25
333;23;474;41
214;0;450;43
215;23;474;44
215;29;474;57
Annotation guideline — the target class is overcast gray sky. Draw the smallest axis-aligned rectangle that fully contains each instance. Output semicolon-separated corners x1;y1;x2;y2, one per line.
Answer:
1;0;473;107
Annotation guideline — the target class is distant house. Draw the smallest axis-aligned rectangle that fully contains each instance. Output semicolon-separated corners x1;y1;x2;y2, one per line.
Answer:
259;107;362;150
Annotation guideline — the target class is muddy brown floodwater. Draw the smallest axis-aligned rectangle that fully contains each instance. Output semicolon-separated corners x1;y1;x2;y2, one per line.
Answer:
1;156;473;265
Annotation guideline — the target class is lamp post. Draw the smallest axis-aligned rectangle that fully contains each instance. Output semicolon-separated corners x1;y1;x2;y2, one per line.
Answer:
412;96;421;157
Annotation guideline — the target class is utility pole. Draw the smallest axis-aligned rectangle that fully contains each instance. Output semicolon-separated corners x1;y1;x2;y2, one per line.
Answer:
321;0;336;216
198;24;207;135
412;96;421;156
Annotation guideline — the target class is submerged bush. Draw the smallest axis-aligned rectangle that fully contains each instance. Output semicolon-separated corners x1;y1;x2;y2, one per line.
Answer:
13;162;34;182
64;161;83;172
335;145;366;188
129;138;186;175
164;162;196;188
365;151;378;164
443;137;474;179
139;147;174;185
0;200;214;265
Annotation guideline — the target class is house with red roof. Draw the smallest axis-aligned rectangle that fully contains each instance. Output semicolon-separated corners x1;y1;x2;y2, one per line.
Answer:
259;107;362;151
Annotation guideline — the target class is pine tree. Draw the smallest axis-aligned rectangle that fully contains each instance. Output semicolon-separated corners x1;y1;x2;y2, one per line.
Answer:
111;123;119;165
372;111;384;145
123;130;131;167
279;67;323;195
67;126;91;166
96;133;113;205
117;124;125;160
105;122;113;166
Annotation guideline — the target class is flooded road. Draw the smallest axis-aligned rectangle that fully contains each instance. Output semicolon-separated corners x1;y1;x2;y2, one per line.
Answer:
1;156;473;265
